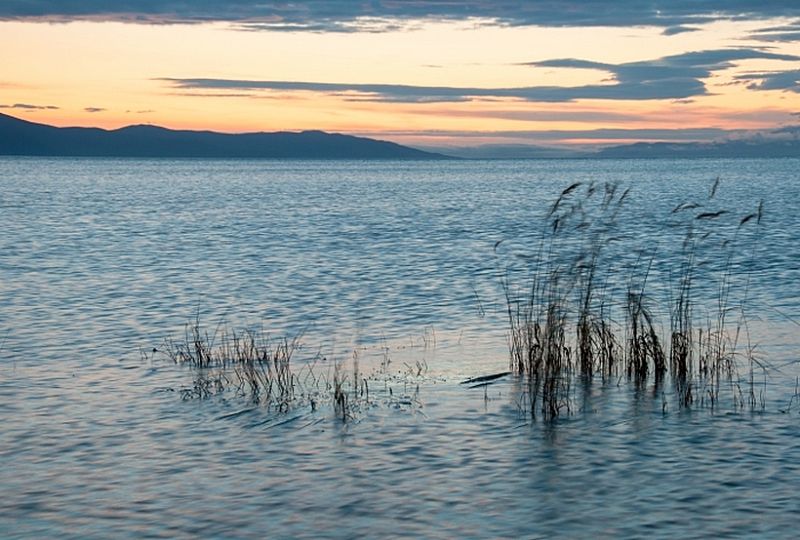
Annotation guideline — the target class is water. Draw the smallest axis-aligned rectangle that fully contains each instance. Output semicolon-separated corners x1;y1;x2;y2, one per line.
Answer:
1;157;799;538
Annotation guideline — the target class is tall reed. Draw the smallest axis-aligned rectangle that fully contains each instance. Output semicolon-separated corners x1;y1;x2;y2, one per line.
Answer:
501;179;764;420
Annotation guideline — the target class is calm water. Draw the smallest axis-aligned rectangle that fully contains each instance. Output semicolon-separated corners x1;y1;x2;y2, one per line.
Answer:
1;157;799;538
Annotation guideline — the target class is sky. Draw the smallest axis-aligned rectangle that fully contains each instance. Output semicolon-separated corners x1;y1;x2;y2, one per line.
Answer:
1;1;800;148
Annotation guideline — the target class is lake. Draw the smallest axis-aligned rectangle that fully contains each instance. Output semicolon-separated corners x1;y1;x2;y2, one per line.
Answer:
1;157;799;538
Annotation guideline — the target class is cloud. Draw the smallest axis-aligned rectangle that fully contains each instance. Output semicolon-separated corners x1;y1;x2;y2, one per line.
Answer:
748;21;800;42
170;92;255;98
736;70;800;93
162;76;700;103
0;102;59;110
419;109;647;123
84;107;106;113
2;1;800;30
662;25;700;36
236;19;408;34
162;48;800;103
758;32;800;41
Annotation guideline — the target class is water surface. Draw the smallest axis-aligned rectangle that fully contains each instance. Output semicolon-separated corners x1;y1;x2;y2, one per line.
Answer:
1;158;799;538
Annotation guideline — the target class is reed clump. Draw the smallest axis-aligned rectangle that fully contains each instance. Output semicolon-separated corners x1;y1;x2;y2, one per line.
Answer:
502;179;765;420
155;316;302;409
150;316;380;421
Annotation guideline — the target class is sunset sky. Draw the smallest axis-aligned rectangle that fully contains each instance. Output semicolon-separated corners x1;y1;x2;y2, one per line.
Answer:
2;1;799;148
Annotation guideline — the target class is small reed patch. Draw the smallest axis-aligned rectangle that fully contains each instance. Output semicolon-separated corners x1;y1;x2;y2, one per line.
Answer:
145;318;429;422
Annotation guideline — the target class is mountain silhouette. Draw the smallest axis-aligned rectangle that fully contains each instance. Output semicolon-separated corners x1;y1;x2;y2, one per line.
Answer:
0;113;443;159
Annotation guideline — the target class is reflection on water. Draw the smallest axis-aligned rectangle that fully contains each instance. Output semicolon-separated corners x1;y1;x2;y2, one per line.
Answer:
1;157;799;538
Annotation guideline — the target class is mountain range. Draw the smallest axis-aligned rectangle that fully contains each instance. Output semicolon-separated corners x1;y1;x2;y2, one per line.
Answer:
0;113;442;159
2;112;799;159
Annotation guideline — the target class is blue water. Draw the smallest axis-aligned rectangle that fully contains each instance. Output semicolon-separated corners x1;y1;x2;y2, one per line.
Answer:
1;157;799;538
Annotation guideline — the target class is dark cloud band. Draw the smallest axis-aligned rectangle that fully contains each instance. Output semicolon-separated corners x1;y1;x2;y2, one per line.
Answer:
2;1;800;29
737;70;800;92
0;103;59;110
161;48;800;103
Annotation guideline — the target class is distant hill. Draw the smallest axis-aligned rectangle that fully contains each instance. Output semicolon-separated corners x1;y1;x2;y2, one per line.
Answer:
421;136;800;160
597;137;800;159
0;113;444;159
417;143;588;159
417;135;800;160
